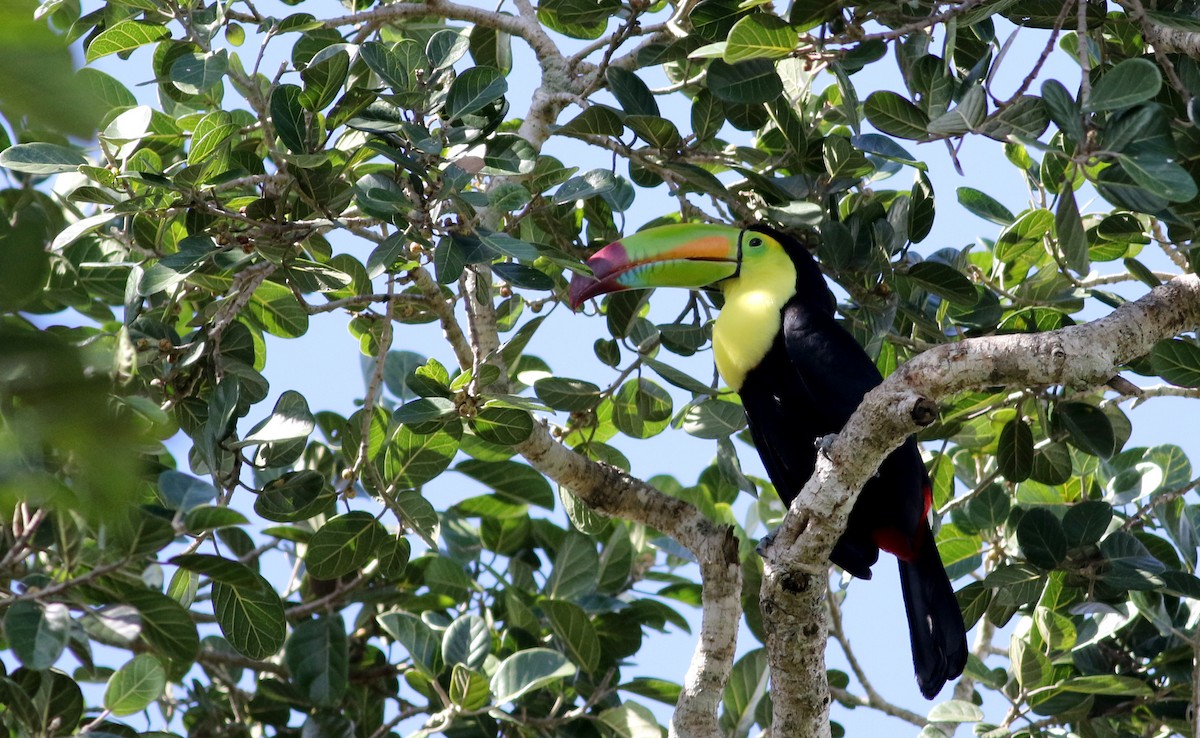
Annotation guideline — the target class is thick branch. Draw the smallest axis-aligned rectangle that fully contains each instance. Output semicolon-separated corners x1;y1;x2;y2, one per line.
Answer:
762;274;1200;734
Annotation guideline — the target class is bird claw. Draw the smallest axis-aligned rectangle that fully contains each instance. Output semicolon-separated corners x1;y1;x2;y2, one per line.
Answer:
755;530;776;558
814;434;837;458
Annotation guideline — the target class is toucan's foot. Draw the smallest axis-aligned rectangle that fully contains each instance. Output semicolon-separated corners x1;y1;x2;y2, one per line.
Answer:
755;530;776;557
814;434;837;458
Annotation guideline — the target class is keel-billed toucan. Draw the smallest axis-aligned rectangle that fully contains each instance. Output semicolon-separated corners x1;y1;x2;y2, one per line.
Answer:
568;223;968;698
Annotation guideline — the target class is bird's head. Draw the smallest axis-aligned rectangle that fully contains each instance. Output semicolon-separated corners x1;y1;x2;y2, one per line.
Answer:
567;223;795;308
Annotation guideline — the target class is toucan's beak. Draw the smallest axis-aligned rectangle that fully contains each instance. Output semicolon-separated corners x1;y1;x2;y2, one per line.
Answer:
568;223;743;309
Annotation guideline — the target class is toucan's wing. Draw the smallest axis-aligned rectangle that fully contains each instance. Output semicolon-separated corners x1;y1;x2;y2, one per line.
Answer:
737;335;823;508
777;301;930;567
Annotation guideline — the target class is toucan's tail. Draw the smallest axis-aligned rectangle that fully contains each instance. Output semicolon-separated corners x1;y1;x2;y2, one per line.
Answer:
898;523;968;699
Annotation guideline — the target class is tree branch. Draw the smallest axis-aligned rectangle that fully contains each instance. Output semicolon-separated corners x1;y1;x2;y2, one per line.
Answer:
761;274;1200;734
515;425;741;738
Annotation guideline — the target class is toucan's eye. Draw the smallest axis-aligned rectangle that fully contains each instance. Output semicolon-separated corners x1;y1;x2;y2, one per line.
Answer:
749;237;763;248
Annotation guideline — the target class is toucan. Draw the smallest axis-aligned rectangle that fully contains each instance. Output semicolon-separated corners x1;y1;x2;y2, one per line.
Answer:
568;222;968;698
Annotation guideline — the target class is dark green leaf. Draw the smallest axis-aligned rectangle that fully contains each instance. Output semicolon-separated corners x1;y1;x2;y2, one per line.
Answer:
957;187;1013;225
997;418;1034;482
305;511;388;579
285;617;348;707
707;59;784;105
863;91;929;139
1056;402;1117;458
1083;59;1161;113
212;577;286;659
490;648;575;703
605;67;658;116
1016;507;1067;569
4;601;69;670
446;66;508;119
1151;339;1200;388
543;599;601;674
471;406;533;445
904;261;977;305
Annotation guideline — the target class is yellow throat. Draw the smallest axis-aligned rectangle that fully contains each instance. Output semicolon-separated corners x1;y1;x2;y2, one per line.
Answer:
712;253;798;391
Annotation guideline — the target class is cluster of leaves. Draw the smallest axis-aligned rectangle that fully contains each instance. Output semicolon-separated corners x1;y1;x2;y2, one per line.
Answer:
3;0;1200;736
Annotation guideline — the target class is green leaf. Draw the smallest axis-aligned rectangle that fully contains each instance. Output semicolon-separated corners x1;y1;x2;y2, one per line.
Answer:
427;29;471;70
394;490;441;546
1041;79;1084;143
490;648;576;703
386;422;462;489
170;49;228;94
863;91;929;139
1083;58;1161;113
394;397;457;428
904;262;977;305
926;85;986;137
170;553;262;591
1056;401;1117;458
1062;500;1113;548
1016;507;1067;569
1055;182;1089;274
0;142;85;174
446;66;508;119
492;262;555;290
104;654;165;716
300;47;350;111
237;390;315;446
558;105;625;138
1151;339;1200;388
707;59;784;105
956;187;1013;225
270;84;309;153
456;459;554;509
442;614;490;669
305;511;387;579
450;664;492;710
85;20;170;62
378;611;441;678
598;703;661;738
724;14;796;63
212;576;286;659
997;418;1034;482
184;505;250;532
543;599;601;674
544;531;600;600
1119;154;1198;203
643;357;712;396
247;280;309;338
927;699;984;723
995;209;1054;265
124;588;200;663
189;110;239;164
535;377;602;412
285;617;348;707
605;67;658;116
626;114;682;149
619;677;683;705
612;378;672;439
255;470;334;522
1057;675;1153;697
471;406;534;445
4;601;70;670
723;649;769;735
682;398;747;439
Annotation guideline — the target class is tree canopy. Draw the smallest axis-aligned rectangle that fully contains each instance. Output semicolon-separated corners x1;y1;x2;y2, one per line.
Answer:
3;0;1200;736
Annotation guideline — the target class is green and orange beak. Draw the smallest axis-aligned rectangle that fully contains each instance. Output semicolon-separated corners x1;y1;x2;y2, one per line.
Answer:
568;223;745;309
